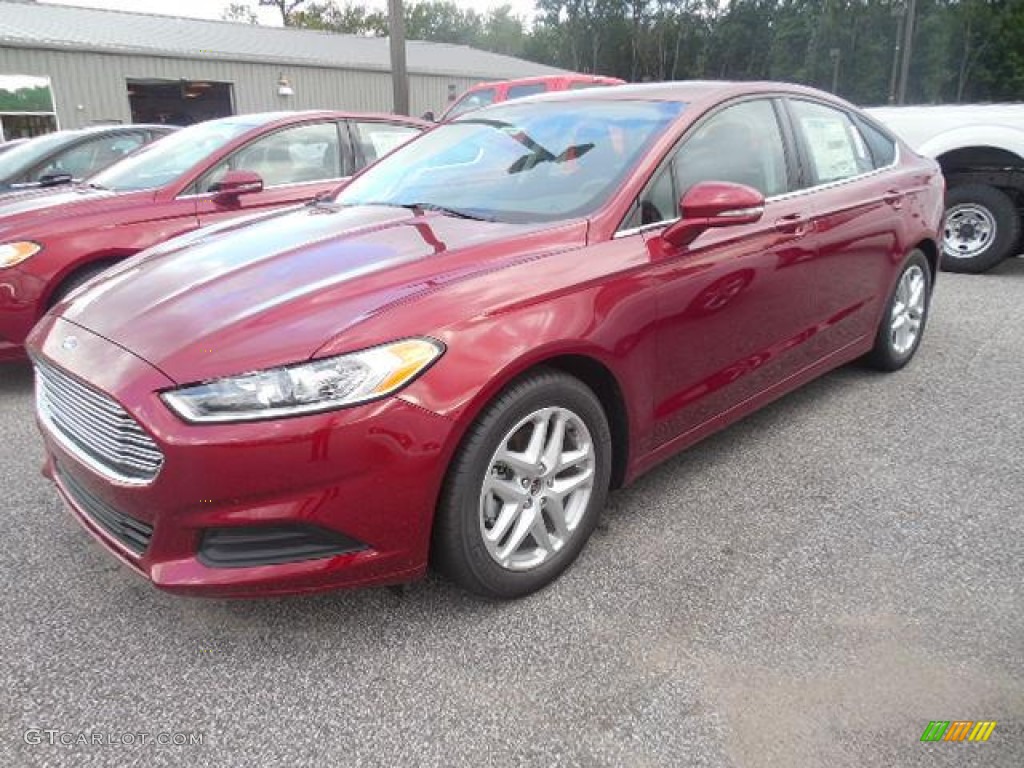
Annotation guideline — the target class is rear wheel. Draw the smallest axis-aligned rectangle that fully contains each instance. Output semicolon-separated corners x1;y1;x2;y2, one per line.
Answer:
433;370;612;599
942;184;1020;273
863;250;932;371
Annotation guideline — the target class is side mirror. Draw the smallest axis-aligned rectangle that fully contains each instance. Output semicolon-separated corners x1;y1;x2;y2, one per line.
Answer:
421;110;436;122
210;169;263;200
38;171;74;188
662;181;765;249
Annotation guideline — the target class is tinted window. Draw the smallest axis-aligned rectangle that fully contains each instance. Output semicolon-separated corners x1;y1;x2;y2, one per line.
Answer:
673;99;790;198
198;122;342;191
790;99;873;185
337;100;685;224
0;131;75;182
445;88;497;119
852;115;897;168
506;84;547;100
625;165;677;230
34;132;144;180
92;118;259;190
351;121;421;168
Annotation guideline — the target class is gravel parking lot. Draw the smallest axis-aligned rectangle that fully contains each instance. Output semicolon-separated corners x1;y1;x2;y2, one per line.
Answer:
1;262;1021;768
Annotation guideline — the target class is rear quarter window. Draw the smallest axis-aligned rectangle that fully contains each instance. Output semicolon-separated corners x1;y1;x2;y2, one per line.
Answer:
506;83;548;100
852;115;897;168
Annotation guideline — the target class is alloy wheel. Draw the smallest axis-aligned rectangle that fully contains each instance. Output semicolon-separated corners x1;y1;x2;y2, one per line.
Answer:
478;406;595;572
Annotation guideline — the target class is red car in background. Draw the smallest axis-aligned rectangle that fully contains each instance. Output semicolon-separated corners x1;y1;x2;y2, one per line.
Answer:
438;74;626;120
0;110;425;360
29;82;943;599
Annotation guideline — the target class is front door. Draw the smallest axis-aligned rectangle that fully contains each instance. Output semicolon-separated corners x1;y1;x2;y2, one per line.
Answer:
193;120;350;227
634;98;827;447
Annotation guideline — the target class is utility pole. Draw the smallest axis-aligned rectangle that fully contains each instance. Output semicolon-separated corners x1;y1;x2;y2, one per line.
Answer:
388;0;409;115
888;2;904;104
896;0;917;104
829;48;841;94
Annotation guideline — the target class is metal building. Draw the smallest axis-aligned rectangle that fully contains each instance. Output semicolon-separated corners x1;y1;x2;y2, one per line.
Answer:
0;0;564;138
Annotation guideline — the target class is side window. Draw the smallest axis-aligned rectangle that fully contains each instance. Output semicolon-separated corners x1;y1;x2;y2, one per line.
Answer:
673;99;790;199
568;81;605;91
197;121;342;192
352;122;421;170
789;100;873;185
627;165;677;229
506;83;547;100
445;88;496;119
32;133;144;180
852;114;897;168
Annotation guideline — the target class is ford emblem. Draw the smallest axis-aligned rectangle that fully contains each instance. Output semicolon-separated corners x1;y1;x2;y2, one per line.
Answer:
62;336;79;351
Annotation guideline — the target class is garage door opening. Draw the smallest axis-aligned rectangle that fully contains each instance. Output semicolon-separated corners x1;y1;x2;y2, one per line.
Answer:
127;79;233;126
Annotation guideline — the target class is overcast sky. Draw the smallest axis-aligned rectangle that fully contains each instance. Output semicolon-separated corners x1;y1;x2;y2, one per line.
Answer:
39;0;539;25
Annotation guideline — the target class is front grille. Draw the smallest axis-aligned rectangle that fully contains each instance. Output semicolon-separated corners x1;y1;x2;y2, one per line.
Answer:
57;464;153;555
34;358;164;484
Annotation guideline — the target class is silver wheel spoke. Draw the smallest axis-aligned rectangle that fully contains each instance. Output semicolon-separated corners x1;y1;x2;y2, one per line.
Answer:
557;446;590;472
486;501;522;545
493;449;537;478
524;411;551;466
552;466;595;499
499;506;536;562
544;495;570;540
530;512;556;554
540;412;567;473
485;475;528;503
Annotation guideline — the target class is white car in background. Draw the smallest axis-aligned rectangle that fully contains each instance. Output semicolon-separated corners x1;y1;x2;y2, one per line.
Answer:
869;104;1024;273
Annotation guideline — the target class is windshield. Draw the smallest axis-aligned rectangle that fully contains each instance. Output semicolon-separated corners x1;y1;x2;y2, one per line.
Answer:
89;119;261;191
337;100;684;224
0;132;74;183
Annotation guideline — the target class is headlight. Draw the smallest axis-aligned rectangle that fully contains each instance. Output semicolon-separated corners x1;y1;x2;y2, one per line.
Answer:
162;338;444;423
0;241;42;269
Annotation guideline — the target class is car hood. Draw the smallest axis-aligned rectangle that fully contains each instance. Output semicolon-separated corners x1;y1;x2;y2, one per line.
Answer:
58;204;584;383
0;185;152;236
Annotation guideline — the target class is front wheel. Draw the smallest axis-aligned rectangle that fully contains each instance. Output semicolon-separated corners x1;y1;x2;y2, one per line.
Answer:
433;370;612;599
863;250;932;371
942;184;1020;273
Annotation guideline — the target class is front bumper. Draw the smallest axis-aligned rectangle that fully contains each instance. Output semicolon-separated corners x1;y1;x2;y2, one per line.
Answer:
29;315;454;597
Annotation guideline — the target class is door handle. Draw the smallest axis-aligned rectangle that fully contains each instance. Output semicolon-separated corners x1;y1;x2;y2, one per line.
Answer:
774;213;810;235
883;189;904;209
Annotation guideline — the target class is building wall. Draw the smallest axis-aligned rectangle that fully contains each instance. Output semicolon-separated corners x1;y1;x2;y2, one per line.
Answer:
0;46;483;127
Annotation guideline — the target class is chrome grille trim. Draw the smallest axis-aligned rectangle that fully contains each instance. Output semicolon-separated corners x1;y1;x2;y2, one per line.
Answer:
33;357;164;485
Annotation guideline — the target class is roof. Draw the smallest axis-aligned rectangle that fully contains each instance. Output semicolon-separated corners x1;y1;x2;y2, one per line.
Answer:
0;0;567;80
499;80;856;112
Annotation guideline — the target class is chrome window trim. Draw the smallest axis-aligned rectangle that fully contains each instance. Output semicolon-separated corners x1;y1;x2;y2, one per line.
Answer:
614;143;901;240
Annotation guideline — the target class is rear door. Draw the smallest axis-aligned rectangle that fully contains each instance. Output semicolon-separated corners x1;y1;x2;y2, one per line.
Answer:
194;119;348;226
783;97;907;345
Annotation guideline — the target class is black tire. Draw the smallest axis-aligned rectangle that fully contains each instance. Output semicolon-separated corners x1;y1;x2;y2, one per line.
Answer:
432;369;612;599
863;250;932;371
49;261;118;307
942;184;1020;273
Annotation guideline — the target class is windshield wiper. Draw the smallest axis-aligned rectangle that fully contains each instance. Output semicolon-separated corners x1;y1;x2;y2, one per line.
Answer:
361;201;497;222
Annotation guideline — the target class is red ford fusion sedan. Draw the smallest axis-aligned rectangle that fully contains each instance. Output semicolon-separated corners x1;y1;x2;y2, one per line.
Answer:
0;110;425;361
29;82;943;599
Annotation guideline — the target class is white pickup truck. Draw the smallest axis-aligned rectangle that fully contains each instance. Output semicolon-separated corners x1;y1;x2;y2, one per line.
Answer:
868;104;1024;273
